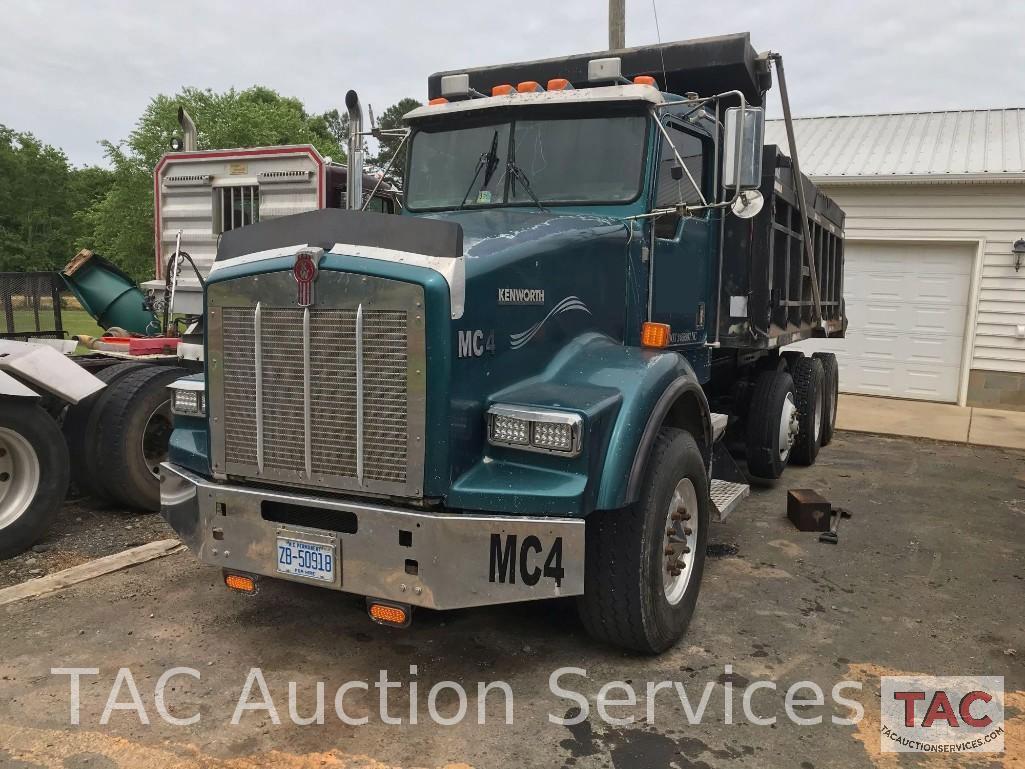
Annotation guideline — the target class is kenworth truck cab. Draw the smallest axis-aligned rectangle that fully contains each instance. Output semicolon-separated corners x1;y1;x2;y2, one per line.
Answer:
160;33;845;653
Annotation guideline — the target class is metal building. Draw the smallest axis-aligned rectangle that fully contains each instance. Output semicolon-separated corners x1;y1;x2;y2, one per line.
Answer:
768;109;1025;409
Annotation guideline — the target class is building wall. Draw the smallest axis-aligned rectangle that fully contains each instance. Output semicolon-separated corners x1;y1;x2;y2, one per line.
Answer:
821;183;1025;410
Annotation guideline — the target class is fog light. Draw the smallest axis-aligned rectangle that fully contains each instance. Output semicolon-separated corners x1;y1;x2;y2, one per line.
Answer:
487;405;583;457
491;413;529;445
169;378;206;417
532;421;574;452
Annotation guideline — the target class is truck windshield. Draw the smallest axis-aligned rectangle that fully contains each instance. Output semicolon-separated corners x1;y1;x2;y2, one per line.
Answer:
406;114;647;210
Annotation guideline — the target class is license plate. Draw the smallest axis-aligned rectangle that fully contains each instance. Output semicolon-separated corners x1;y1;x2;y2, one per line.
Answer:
276;537;336;582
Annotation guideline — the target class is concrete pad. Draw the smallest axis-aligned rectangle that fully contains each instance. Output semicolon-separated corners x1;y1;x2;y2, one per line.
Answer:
969;406;1025;451
836;393;971;442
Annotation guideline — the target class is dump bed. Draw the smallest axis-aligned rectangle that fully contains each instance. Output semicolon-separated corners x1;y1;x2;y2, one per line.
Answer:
718;145;846;349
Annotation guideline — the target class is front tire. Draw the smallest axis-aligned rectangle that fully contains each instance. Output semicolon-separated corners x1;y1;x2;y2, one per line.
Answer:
578;427;709;654
0;401;69;559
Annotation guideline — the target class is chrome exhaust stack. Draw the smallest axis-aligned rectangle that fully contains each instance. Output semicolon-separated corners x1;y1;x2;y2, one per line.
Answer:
345;90;365;210
177;106;198;151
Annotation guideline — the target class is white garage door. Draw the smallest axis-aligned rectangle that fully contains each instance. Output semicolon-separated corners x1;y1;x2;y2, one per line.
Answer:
788;241;972;402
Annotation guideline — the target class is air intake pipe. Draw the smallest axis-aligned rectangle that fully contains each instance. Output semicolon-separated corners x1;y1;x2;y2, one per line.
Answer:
345;90;365;210
177;106;198;152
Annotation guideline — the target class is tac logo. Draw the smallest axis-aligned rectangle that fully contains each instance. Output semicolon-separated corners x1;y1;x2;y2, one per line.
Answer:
880;676;1004;753
293;247;325;307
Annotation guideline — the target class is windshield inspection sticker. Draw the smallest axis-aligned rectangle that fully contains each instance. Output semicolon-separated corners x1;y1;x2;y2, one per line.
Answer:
498;288;545;306
476;190;492;204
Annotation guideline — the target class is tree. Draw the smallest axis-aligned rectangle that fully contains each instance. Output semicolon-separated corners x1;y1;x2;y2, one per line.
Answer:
370;97;422;184
0;126;111;272
81;86;348;280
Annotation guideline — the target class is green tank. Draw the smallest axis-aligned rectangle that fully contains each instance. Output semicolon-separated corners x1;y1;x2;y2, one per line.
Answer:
61;249;157;335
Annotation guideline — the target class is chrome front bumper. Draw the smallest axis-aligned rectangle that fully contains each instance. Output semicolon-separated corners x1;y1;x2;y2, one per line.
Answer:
160;463;585;610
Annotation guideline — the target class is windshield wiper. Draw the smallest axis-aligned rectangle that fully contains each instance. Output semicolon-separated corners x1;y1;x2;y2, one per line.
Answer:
507;161;547;212
459;130;500;209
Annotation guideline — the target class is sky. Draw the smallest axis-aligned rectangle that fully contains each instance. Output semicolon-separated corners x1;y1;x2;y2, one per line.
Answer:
2;0;1023;167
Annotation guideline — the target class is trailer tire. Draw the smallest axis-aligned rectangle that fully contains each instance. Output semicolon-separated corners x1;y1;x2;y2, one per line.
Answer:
813;352;839;446
745;370;797;479
62;361;149;500
577;427;709;654
92;366;187;512
790;356;824;466
0;401;69;560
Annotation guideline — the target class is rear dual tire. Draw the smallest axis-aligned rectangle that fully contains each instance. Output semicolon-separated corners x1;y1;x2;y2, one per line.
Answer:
62;363;185;512
578;427;709;654
0;401;69;560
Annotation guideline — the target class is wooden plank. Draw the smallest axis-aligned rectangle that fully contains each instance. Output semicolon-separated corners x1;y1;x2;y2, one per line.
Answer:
0;539;183;607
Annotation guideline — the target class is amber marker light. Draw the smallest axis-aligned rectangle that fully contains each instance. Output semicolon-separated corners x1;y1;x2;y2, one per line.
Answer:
368;601;411;627
224;573;256;593
641;322;671;348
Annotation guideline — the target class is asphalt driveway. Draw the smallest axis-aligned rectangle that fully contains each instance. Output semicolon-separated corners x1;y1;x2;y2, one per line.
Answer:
1;432;1023;768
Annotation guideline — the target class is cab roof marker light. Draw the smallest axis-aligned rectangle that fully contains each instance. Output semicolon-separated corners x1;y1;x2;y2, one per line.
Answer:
633;75;658;87
587;56;623;82
491;84;515;96
440;73;486;100
516;81;544;93
547;78;574;91
428;97;449;106
440;73;469;98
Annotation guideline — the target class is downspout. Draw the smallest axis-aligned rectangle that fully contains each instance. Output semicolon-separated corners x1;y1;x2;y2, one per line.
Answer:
177;107;198;151
345;90;365;210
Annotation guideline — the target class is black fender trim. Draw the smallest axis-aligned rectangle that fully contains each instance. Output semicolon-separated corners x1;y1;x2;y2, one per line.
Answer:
624;377;712;505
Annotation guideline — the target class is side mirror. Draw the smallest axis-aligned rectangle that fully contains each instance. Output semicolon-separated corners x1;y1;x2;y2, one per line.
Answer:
723;107;765;191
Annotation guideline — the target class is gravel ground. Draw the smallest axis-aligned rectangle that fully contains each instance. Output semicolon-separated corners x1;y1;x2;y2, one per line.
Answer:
0;494;173;589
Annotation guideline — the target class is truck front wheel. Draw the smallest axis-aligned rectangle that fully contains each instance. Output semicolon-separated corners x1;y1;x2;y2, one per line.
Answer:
578;427;709;654
0;401;69;559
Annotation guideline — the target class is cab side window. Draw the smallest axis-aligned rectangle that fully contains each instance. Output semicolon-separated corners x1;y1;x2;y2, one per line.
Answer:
654;123;707;239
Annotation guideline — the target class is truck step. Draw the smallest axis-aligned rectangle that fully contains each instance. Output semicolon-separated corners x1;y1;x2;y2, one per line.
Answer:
710;478;749;522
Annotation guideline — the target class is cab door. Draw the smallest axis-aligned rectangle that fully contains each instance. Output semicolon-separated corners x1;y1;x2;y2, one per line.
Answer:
648;119;714;348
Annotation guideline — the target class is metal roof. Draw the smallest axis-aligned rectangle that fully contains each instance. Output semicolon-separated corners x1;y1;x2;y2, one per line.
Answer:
764;109;1025;183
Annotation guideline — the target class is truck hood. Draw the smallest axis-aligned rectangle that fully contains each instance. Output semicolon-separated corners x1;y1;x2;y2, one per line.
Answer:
418;209;627;276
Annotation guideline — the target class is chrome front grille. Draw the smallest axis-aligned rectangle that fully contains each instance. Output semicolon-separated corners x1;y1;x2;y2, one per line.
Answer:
208;271;426;498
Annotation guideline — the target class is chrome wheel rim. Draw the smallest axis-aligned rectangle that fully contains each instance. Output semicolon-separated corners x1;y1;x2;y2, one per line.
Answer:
0;427;41;530
662;477;698;605
778;392;798;462
141;401;173;480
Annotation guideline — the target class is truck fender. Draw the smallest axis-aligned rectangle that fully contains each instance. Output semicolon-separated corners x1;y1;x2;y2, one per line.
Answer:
624;378;711;504
595;360;711;511
0;369;40;399
0;340;105;405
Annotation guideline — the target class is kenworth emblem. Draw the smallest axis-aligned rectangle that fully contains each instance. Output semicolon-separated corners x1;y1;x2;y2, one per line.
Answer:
293;247;325;307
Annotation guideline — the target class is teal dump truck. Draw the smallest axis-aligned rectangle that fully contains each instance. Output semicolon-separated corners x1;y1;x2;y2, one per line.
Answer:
160;33;846;652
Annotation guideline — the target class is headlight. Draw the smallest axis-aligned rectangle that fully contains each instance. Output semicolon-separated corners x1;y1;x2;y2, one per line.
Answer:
487;405;582;456
169;379;206;417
